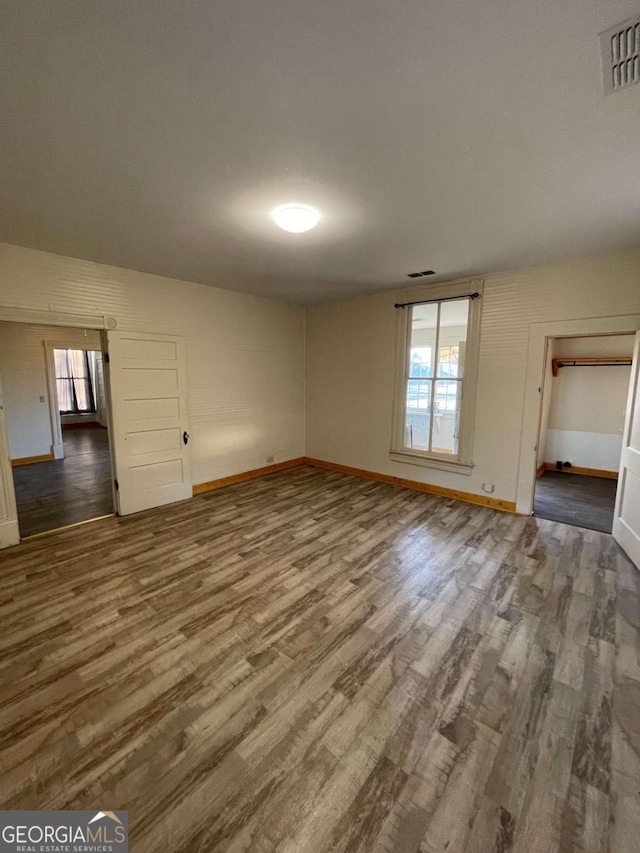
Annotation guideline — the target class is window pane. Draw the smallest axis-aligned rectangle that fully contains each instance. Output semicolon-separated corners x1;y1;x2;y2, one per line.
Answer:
432;379;462;454
54;348;95;414
409;304;438;378
74;377;92;411
405;379;432;451
69;348;88;378
57;378;73;413
437;299;468;378
54;349;69;377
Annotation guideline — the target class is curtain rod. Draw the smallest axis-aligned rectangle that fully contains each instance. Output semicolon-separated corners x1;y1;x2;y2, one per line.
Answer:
394;292;480;309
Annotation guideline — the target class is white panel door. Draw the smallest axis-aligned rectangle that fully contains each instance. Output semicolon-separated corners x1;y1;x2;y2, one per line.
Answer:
613;332;640;569
107;331;192;515
0;371;19;548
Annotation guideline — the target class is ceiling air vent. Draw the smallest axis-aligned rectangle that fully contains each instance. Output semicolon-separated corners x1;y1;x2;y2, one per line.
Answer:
600;16;640;94
407;270;435;278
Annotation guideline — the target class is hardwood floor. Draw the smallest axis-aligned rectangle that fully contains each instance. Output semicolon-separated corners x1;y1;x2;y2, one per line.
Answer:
1;466;638;852
534;470;618;534
11;425;113;537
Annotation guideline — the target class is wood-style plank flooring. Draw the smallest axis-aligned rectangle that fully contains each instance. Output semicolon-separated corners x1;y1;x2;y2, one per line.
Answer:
12;425;113;537
1;466;639;852
534;470;618;534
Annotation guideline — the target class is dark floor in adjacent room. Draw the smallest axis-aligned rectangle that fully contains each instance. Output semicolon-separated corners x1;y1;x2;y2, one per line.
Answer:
11;425;113;537
533;469;618;533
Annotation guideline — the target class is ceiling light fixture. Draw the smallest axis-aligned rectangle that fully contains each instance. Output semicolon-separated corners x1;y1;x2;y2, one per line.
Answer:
271;204;320;233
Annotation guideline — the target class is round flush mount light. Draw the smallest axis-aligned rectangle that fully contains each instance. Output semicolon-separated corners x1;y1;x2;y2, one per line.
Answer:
271;204;320;233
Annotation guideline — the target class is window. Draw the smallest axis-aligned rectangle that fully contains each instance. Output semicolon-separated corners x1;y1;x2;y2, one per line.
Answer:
55;349;96;414
391;281;482;474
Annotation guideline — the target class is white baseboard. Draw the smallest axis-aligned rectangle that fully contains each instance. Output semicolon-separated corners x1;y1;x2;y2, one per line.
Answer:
543;429;623;472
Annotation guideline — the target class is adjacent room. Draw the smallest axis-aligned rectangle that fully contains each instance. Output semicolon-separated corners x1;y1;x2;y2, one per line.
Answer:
1;2;639;852
0;322;113;537
534;333;635;533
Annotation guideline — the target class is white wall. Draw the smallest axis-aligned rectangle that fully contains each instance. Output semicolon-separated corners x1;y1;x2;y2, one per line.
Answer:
0;322;101;459
0;244;305;483
306;247;640;504
542;334;634;472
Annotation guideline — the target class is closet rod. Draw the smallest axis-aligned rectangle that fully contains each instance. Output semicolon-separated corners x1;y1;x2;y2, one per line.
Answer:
551;356;632;377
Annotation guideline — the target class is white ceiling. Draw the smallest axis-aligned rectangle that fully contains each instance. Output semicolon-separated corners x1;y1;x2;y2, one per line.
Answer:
1;1;639;304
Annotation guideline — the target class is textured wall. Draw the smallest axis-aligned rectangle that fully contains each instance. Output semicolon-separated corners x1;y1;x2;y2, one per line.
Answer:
306;247;640;503
0;244;305;483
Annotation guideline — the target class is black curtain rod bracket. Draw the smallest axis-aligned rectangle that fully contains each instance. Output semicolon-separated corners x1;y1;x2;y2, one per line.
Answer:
394;291;480;309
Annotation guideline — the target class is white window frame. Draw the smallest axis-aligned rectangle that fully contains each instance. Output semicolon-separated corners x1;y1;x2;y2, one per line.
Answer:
390;279;483;475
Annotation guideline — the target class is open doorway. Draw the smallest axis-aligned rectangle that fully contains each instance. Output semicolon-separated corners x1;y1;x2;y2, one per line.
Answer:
534;333;634;533
0;322;114;537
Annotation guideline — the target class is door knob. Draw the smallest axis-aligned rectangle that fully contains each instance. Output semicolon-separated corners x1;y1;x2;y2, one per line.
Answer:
183;431;190;445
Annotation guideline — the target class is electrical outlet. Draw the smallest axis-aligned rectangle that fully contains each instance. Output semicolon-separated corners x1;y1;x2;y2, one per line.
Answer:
266;455;274;464
39;395;45;403
482;482;495;494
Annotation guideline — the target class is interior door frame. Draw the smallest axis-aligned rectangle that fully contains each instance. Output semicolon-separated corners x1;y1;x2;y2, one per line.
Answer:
516;313;640;515
0;371;19;548
613;331;640;566
0;306;120;540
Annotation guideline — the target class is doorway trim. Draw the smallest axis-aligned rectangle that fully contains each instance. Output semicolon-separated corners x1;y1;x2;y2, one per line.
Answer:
516;313;640;515
0;305;117;330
